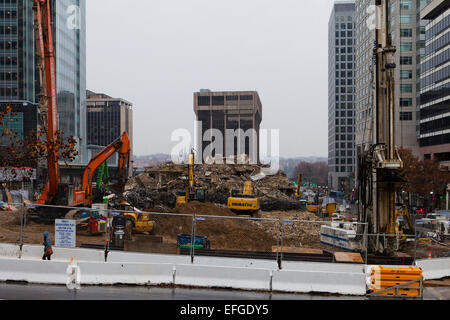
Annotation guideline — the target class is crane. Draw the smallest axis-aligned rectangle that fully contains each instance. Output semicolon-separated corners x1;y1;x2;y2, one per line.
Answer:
358;0;404;253
33;0;131;217
33;0;60;205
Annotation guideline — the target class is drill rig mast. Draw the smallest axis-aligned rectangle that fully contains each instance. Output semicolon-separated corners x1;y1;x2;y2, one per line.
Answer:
358;0;404;253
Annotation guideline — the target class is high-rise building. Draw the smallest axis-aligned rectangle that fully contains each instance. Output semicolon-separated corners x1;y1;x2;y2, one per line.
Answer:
51;0;87;163
328;1;356;191
0;0;86;162
194;90;262;163
86;90;133;174
355;0;425;162
419;0;450;165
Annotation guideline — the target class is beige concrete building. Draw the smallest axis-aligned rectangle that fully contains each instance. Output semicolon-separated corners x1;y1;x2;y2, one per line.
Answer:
194;90;262;163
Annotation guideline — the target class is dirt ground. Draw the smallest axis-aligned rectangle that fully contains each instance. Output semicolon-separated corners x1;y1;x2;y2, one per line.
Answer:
0;203;448;259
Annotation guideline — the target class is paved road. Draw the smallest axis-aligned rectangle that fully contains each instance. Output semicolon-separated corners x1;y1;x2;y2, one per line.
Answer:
0;283;366;300
0;282;448;300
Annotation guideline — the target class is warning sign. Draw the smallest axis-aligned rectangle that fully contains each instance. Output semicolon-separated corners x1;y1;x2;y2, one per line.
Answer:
55;219;76;248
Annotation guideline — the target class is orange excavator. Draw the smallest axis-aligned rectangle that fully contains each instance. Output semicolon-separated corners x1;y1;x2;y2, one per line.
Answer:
33;1;130;217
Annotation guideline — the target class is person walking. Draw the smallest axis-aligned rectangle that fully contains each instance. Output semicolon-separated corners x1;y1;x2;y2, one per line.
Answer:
42;232;53;261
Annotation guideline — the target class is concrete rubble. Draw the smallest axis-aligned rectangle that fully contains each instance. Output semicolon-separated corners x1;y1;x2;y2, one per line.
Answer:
119;162;302;211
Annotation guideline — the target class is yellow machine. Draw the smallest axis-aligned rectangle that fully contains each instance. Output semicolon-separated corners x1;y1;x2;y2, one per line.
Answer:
294;174;302;198
118;201;156;236
176;151;205;205
228;181;260;217
321;203;337;217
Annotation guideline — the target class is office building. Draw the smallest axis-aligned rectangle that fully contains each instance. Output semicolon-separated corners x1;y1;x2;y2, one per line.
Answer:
419;0;450;165
0;0;87;163
194;90;262;163
328;1;356;191
355;0;427;157
86;90;133;174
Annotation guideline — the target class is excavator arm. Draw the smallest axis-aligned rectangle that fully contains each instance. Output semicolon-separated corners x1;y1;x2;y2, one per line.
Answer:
81;132;131;206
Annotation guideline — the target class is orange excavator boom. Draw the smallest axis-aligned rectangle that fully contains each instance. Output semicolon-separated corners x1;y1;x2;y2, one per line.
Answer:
81;132;131;206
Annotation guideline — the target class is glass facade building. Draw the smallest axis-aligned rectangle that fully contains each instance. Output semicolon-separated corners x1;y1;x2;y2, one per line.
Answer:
328;1;356;191
0;0;35;103
419;0;450;163
0;0;86;162
51;0;87;163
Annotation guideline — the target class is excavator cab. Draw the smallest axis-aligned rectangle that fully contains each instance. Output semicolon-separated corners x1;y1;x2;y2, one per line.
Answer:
227;181;260;217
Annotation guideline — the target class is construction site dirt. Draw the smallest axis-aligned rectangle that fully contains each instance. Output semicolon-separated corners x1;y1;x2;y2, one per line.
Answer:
1;202;449;260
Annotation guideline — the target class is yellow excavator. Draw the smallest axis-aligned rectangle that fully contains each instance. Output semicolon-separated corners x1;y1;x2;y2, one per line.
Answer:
294;174;302;198
228;181;260;217
176;151;205;205
117;201;156;239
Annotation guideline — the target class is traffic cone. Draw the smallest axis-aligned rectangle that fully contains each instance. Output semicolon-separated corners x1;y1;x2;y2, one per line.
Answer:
428;251;432;259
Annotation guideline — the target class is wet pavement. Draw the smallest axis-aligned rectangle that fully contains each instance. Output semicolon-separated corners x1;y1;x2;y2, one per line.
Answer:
0;282;448;300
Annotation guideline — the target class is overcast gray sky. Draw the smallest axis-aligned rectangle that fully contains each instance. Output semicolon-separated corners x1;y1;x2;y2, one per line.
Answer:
86;0;335;158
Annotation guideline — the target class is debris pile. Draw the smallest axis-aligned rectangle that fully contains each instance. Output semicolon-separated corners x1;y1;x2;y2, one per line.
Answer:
121;162;302;211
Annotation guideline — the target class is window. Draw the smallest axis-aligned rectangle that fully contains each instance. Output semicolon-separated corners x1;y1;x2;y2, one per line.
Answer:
226;95;238;101
212;96;225;106
400;84;412;93
400;56;413;65
198;96;210;106
400;70;412;79
400;0;413;10
400;42;413;51
400;112;413;121
400;98;412;107
240;95;253;101
400;15;413;24
400;28;412;37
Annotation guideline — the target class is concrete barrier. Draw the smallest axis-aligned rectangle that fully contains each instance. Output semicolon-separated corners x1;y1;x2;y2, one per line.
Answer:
0;258;68;285
175;264;272;291
416;258;450;280
21;245;105;263
194;256;278;269
0;243;20;259
108;251;191;265
272;269;367;296
78;262;174;286
283;261;365;274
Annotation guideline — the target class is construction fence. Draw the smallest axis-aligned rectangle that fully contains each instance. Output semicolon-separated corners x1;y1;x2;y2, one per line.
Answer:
0;203;448;266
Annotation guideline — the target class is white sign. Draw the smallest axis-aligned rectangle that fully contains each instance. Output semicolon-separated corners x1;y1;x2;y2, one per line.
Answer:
55;219;76;248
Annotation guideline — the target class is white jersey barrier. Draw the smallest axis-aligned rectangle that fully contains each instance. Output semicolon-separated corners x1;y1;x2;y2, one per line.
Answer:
78;262;174;286
272;269;367;295
174;264;273;291
0;244;20;259
416;258;450;280
0;258;68;285
21;245;105;263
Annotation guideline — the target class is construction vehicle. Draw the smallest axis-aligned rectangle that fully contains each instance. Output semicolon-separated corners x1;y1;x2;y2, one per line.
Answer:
294;174;302;198
176;151;206;205
306;191;320;214
357;0;405;253
32;1;131;218
227;181;261;217
116;201;156;239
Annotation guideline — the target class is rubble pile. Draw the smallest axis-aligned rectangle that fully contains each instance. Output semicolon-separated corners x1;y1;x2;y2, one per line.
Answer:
254;211;325;248
122;162;302;211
